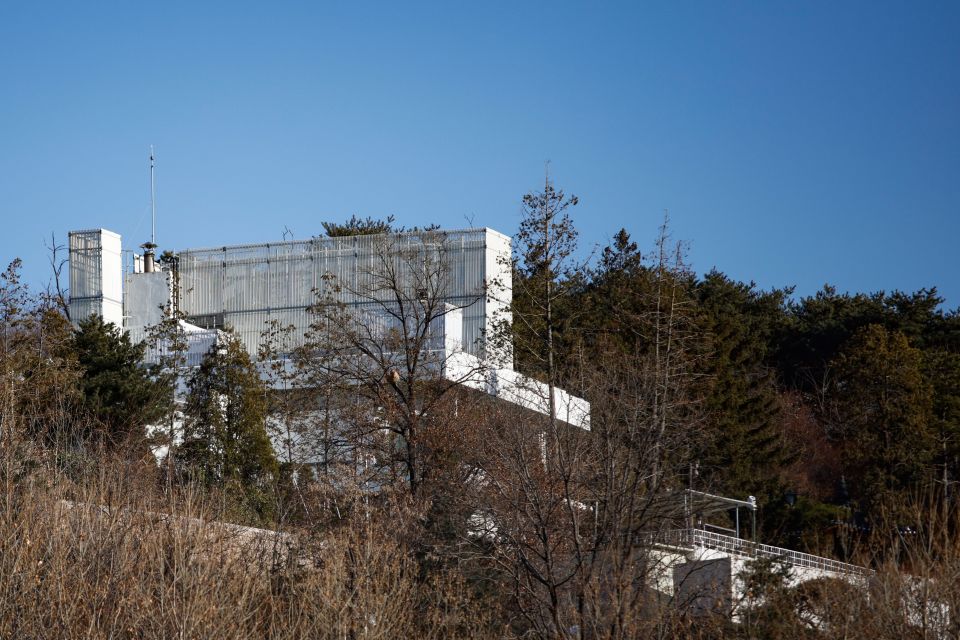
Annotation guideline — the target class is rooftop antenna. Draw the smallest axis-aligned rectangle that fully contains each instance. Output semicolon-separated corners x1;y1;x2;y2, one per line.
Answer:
142;146;158;273
150;145;156;246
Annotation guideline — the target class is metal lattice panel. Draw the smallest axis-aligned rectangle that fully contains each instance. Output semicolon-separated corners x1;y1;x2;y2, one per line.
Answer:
175;229;509;358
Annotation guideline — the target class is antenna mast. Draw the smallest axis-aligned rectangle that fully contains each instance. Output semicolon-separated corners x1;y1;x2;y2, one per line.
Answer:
150;145;156;246
142;146;158;273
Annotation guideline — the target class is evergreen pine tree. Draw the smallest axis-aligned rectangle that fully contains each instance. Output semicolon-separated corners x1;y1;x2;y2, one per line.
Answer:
924;348;960;529
578;228;646;355
830;324;933;517
505;174;583;388
179;332;278;500
695;271;794;501
71;315;167;450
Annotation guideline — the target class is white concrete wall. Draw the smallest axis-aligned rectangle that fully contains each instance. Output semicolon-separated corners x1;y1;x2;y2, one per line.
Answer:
96;229;123;328
647;541;870;621
124;271;171;331
483;228;513;368
444;347;591;430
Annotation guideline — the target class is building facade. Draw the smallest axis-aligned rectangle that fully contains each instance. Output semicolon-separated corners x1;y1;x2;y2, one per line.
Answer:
68;226;588;429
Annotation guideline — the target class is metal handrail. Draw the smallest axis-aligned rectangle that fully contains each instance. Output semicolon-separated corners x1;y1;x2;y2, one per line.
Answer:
649;528;873;577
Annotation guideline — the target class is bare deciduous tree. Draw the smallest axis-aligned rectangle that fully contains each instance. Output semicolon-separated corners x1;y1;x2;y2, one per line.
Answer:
287;230;487;506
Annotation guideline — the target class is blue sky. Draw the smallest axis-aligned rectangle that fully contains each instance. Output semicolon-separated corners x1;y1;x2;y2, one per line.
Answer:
1;2;958;307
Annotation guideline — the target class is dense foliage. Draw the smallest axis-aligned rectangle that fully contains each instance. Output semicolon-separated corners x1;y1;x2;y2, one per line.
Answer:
506;214;960;552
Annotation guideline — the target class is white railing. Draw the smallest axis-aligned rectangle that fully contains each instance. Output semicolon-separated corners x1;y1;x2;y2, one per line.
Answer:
650;528;872;577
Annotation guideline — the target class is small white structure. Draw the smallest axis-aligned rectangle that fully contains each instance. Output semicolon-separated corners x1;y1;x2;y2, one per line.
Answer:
649;527;872;613
645;491;872;620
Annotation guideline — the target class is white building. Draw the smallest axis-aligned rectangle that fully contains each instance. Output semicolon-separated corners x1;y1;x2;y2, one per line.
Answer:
67;227;590;429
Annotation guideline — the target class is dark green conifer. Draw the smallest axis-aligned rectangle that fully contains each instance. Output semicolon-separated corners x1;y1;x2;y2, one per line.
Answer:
695;271;793;500
71;315;167;450
180;332;279;493
829;324;933;516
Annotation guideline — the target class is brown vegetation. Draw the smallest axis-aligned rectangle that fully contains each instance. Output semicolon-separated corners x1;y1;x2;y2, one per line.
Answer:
0;448;502;639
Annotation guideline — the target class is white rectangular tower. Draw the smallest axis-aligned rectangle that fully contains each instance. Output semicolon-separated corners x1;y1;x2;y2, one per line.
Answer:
68;229;123;328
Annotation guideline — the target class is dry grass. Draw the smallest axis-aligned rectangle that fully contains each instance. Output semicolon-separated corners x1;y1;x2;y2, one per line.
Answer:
2;459;959;638
0;450;501;639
